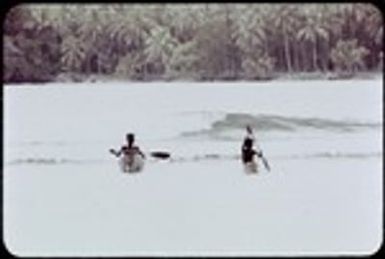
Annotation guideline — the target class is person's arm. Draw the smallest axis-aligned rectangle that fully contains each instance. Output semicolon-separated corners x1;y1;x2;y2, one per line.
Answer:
252;148;263;158
256;151;263;158
109;147;122;157
254;141;261;152
138;149;146;159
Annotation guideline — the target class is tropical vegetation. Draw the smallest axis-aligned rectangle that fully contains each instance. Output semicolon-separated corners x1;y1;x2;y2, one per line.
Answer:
3;3;383;83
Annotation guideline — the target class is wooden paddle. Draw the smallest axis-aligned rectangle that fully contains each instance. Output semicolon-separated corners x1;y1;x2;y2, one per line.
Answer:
257;151;271;172
109;149;170;159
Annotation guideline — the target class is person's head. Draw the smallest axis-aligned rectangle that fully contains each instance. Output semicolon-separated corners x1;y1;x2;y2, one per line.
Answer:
126;133;135;147
246;125;252;134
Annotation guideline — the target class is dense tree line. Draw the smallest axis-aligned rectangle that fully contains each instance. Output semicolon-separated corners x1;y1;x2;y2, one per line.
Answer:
3;3;383;83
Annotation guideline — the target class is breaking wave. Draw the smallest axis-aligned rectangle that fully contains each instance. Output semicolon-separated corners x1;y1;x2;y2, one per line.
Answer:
181;113;381;138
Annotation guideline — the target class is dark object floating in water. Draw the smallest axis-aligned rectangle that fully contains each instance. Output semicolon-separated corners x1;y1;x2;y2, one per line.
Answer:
150;151;171;159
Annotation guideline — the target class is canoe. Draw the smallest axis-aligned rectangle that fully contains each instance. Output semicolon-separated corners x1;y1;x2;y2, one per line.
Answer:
119;153;145;173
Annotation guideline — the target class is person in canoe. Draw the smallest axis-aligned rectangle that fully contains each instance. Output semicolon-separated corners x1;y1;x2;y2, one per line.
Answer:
109;133;146;172
241;125;270;173
242;126;261;173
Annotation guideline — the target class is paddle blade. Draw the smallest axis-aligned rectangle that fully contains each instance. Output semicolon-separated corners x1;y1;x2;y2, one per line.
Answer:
261;156;271;171
150;151;171;159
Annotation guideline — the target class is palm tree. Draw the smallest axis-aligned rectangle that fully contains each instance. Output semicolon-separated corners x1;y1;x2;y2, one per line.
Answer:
144;25;177;76
340;3;367;39
109;6;146;52
114;51;144;79
78;19;104;73
4;5;37;35
297;16;329;71
60;34;86;73
233;5;266;51
273;4;301;73
166;40;199;79
362;4;383;69
233;5;271;78
330;39;369;77
167;5;200;43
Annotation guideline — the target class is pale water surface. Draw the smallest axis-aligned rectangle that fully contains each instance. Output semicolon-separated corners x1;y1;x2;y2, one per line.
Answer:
3;79;383;256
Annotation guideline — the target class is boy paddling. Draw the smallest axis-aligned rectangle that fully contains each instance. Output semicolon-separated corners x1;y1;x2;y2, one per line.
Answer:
241;125;270;173
242;126;260;173
110;133;145;172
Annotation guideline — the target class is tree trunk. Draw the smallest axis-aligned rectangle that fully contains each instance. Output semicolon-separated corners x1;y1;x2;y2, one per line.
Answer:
312;40;318;71
322;41;329;72
225;5;232;78
305;44;310;72
293;42;299;72
283;30;292;73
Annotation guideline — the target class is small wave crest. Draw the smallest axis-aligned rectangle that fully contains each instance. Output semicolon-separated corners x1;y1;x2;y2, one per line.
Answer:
277;151;382;160
170;151;381;163
5;151;381;167
181;113;381;138
6;157;107;166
